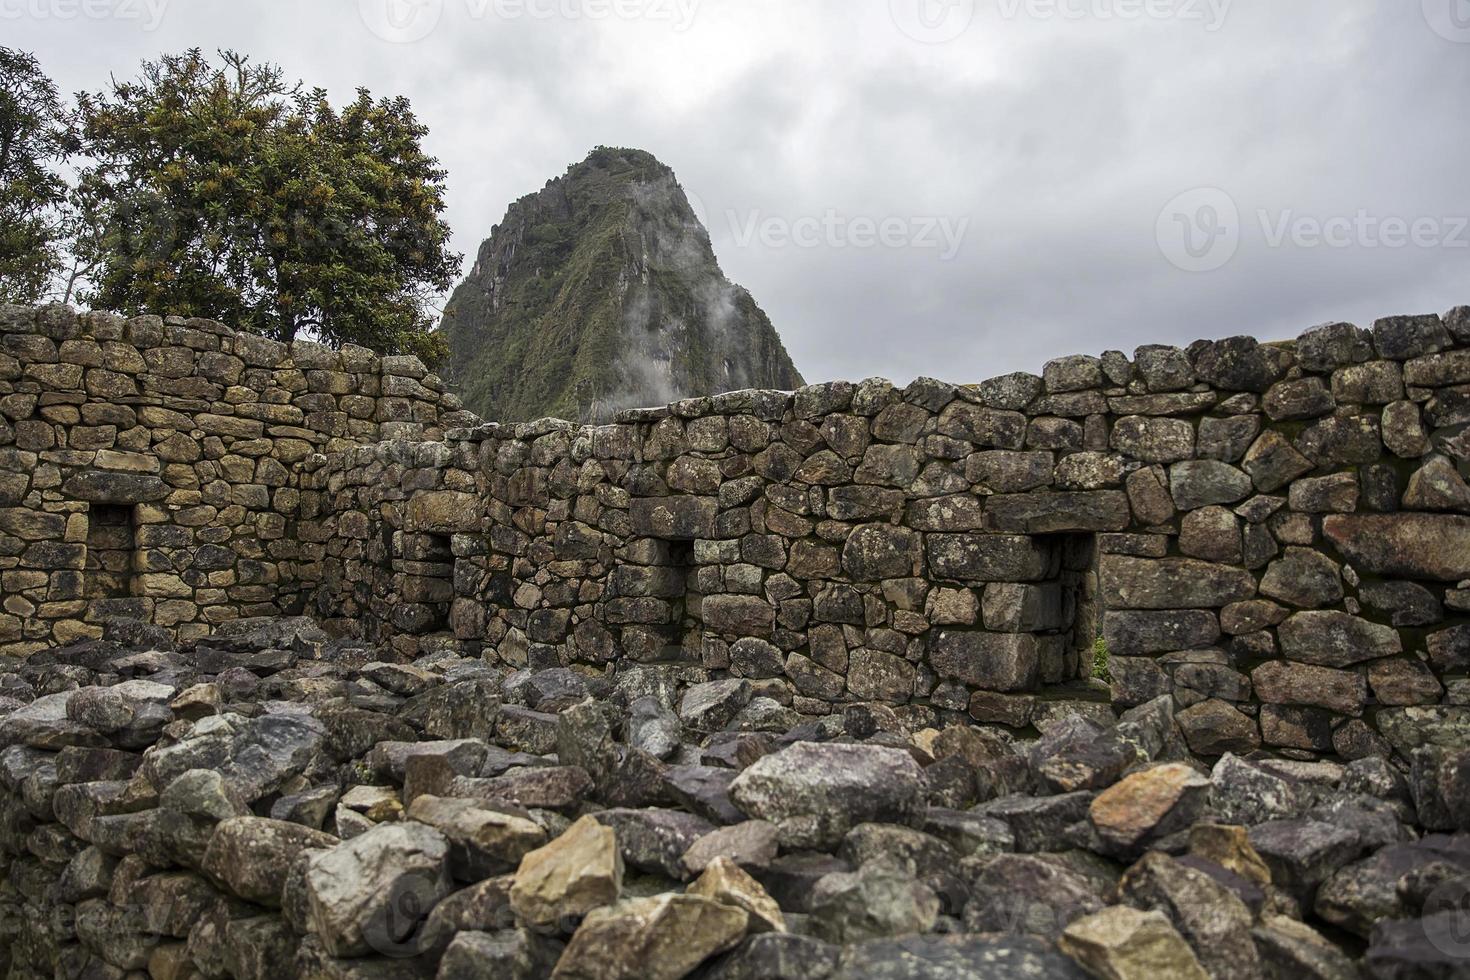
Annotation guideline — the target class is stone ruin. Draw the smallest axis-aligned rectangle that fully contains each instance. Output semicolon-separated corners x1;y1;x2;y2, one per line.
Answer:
2;301;1469;979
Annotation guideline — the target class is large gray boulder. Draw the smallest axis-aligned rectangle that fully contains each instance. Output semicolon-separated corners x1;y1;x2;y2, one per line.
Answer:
202;816;338;907
305;821;452;957
729;742;924;849
809;863;940;945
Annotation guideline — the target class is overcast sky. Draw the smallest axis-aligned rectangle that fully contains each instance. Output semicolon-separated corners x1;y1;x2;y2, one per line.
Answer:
9;0;1468;386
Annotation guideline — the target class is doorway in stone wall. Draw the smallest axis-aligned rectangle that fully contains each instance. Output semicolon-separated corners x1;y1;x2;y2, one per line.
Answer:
85;504;136;600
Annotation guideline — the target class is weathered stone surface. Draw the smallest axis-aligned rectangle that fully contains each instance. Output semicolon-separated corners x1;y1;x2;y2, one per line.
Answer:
841;524;921;581
552;893;748;980
1277;611;1402;667
1365;910;1470;980
594;808;715;880
1298;322;1373;372
1248;820;1364;899
1243;431;1314;492
1100;557;1256;609
202;816;338;907
438;929;564;980
687;856;786;933
929;630;1040;692
509;814;623;932
1323;514;1470;580
1288;472;1360;514
701;596;775;639
977;792;1094;853
926;534;1053;582
1265;376;1335;420
1178;506;1242;563
1259;548;1343;609
1118;852;1262;980
729;742;924;849
1374;313;1452;360
679;680;753;734
405;491;480;533
1196;337;1291;393
1169;460;1253;510
810;863;940;944
703;933;840;980
629;497;717;540
1059;906;1210;980
1103;610;1220;655
305;821;452;958
1089;764;1210;858
406;795;547;881
683;821;781;876
1252;661;1367;716
1111;416;1195;463
1404;455;1470;511
1209;754;1309;826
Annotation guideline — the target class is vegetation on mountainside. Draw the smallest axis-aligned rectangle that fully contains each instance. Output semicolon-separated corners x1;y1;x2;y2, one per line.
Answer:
439;147;803;423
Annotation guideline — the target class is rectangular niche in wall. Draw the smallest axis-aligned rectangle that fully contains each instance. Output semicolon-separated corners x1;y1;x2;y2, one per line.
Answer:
602;538;701;665
85;504;136;600
936;532;1099;693
394;531;456;632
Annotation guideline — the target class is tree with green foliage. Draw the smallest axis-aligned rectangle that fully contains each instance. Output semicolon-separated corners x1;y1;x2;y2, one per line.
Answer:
0;47;76;304
75;49;459;360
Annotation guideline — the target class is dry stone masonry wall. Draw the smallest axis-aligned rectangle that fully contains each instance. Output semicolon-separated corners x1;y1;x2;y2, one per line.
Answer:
304;305;1470;763
4;302;1470;980
0;304;474;656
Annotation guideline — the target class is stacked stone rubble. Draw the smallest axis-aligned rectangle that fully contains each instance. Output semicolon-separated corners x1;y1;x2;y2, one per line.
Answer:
1;623;1467;979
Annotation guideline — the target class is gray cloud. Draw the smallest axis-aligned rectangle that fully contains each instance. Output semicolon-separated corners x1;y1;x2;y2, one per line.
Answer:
9;0;1467;388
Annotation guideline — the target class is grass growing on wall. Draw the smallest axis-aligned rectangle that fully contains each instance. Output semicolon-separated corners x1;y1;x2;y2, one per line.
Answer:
1092;636;1112;684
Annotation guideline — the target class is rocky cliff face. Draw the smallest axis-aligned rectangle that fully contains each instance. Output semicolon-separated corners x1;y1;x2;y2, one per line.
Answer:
438;147;804;423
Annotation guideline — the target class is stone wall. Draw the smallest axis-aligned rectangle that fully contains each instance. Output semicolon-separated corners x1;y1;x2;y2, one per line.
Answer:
0;304;473;655
306;306;1470;761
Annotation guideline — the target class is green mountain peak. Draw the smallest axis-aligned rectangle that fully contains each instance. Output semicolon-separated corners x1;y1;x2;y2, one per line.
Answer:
438;146;804;423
